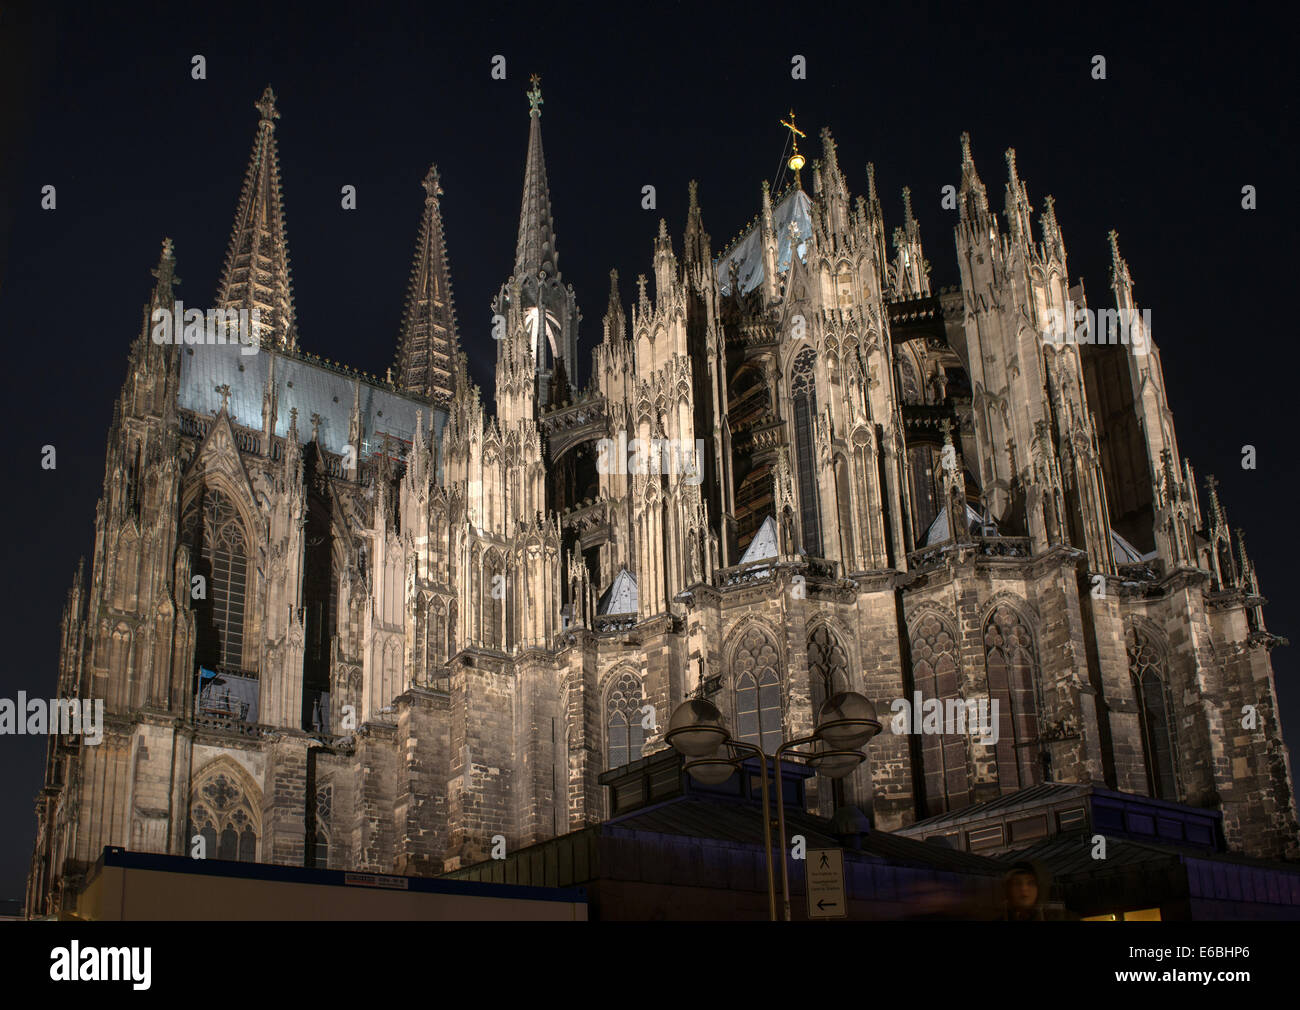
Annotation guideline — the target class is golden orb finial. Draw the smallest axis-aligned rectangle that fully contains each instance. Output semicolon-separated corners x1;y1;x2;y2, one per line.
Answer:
780;109;807;173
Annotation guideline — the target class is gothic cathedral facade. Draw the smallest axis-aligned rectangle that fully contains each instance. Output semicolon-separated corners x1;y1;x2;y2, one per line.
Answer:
27;82;1299;915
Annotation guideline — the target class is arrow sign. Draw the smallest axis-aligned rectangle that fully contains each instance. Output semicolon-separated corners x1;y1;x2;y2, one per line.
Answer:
806;848;847;919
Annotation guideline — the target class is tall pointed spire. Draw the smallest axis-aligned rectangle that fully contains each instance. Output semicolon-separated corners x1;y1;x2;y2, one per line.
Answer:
514;74;559;280
215;86;299;352
394;164;462;407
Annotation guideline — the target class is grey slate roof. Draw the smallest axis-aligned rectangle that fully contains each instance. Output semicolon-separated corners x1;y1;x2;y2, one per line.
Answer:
178;341;447;459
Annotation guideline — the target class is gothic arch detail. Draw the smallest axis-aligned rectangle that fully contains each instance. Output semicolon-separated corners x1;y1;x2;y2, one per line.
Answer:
604;668;645;772
909;610;969;814
1126;624;1180;801
731;623;782;753
187;757;262;863
182;487;251;672
982;603;1042;792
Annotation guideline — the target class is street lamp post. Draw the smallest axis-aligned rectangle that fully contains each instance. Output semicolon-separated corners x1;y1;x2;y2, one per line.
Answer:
666;691;881;923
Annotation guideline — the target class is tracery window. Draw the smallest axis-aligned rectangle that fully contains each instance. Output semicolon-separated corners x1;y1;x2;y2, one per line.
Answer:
983;605;1041;790
314;783;332;868
1127;628;1178;800
733;626;782;754
186;766;259;863
182;489;249;670
791;349;823;557
807;624;851;806
606;671;645;771
806;625;848;715
911;613;969;814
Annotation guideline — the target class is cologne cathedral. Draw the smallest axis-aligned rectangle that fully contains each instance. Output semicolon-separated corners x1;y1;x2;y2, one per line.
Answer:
26;80;1299;914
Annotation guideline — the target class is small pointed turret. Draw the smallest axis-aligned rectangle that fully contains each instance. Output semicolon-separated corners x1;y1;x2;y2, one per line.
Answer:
1040;194;1065;264
1109;229;1135;310
890;187;930;299
1003;148;1034;244
817;127;852;239
603;269;626;343
958;131;990;224
683;180;712;267
215;86;299;352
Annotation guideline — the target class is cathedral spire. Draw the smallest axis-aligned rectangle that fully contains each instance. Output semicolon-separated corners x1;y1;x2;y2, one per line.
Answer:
394;163;462;407
514;74;559;280
215;85;298;352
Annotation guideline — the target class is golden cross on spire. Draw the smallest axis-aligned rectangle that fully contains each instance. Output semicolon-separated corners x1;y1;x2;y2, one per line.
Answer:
780;109;805;145
780;109;806;176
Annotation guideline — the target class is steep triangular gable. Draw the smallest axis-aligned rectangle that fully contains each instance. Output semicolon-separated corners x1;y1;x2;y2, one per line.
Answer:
186;410;258;514
597;568;638;615
739;515;779;564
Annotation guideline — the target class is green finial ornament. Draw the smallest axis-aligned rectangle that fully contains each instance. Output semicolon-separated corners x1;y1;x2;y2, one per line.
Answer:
527;74;543;116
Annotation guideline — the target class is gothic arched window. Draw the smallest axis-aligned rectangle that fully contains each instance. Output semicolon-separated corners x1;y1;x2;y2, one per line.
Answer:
806;625;849;716
1127;628;1178;800
733;626;783;753
897;354;923;405
314;782;333;869
606;671;645;771
790;348;823;557
807;624;852;806
983;605;1041;790
911;613;969;814
187;764;260;864
182;489;249;671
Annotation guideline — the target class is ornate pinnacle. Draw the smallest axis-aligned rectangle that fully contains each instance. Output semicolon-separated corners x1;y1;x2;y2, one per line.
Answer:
255;85;280;125
527;74;543;116
422;164;443;202
152;237;179;291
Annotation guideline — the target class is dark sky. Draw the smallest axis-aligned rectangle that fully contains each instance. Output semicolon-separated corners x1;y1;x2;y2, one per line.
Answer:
0;1;1295;903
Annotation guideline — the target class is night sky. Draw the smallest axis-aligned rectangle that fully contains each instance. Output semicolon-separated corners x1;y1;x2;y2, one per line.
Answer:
1;2;1295;903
